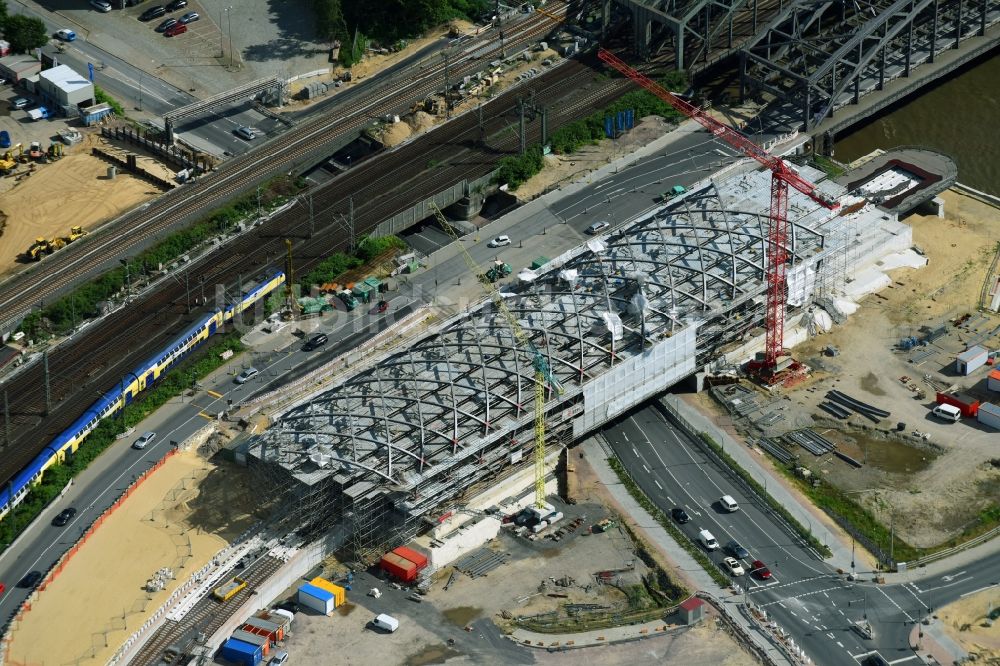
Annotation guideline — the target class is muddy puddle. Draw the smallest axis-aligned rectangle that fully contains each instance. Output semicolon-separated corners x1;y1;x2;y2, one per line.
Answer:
405;644;463;666
442;606;482;626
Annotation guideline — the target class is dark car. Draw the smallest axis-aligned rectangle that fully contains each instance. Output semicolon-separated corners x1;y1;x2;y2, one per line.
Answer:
155;17;178;32
179;11;200;23
750;559;772;580
303;333;328;351
18;571;42;588
725;540;750;559
52;507;77;527
376;300;389;313
671;507;690;524
164;22;187;36
140;5;167;20
165;0;187;10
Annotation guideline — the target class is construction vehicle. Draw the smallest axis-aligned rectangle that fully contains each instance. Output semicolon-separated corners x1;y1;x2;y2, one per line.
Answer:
212;577;247;602
430;203;563;508
482;259;512;283
657;184;686;202
597;49;840;382
28;141;42;159
24;238;52;261
0;143;22;173
47;142;64;159
22;226;87;261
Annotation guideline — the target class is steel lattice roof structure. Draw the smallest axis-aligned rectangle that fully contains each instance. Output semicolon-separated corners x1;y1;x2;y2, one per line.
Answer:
245;162;908;553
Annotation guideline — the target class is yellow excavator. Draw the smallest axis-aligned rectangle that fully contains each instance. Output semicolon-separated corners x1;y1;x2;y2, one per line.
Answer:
22;226;87;261
0;143;22;173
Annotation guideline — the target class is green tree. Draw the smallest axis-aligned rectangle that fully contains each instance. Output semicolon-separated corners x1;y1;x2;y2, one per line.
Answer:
312;0;348;44
2;14;49;53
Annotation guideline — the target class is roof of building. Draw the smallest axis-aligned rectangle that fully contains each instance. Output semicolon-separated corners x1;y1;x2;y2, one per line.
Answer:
979;402;1000;415
0;55;41;75
298;582;334;601
958;346;988;361
679;597;705;611
39;64;92;94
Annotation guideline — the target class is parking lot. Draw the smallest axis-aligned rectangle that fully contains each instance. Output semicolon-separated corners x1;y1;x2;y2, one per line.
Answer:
0;88;79;155
34;0;329;96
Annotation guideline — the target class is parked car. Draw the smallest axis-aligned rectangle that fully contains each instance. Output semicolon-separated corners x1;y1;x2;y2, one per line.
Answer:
155;18;178;32
670;507;690;524
586;220;610;234
725;540;750;559
90;0;112;11
235;126;256;141
268;651;289;666
17;571;42;589
165;0;188;10
0;131;9;149
376;300;389;313
132;431;157;450
276;600;300;614
487;235;511;248
722;557;745;576
140;5;167;21
52;507;77;527
164;22;187;36
55;29;77;42
11;97;30;110
750;559;772;580
235;367;259;384
179;11;200;23
303;333;328;351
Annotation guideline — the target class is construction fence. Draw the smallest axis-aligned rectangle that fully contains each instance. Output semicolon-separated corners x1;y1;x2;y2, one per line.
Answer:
0;447;180;665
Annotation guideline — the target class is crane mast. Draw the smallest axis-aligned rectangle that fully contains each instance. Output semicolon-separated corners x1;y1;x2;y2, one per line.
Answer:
596;49;839;373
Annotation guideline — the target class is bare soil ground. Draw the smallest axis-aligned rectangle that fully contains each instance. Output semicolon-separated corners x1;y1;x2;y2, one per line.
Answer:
0;130;176;278
6;449;259;666
739;188;1000;548
938;587;1000;662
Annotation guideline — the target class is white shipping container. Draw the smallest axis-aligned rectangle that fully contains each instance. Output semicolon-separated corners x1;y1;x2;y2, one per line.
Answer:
298;586;334;615
977;402;1000;430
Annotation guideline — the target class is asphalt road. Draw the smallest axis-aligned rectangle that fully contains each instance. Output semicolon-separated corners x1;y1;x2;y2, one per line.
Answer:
605;403;1000;665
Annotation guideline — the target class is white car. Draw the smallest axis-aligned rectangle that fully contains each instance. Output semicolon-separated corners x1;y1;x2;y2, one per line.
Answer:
90;0;112;11
235;126;257;141
235;367;259;384
55;29;77;42
132;431;157;450
586;220;610;234
723;556;745;577
487;235;511;248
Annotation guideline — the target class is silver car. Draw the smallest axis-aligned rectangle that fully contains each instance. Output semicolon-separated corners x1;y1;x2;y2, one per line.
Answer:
132;431;157;450
586;220;610;234
235;367;259;384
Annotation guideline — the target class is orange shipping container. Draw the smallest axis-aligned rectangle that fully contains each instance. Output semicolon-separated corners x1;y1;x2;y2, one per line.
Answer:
392;545;428;571
309;577;346;607
380;552;417;582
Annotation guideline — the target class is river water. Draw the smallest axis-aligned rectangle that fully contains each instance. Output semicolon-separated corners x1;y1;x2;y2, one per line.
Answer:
834;51;1000;196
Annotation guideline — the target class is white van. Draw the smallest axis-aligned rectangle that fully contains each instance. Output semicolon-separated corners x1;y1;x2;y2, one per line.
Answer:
698;529;719;550
931;404;961;422
720;495;739;512
373;613;399;633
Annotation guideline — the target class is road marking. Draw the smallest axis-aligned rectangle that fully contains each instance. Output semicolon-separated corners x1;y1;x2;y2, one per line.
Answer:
836;641;844;648
838;609;845;616
642;464;650;474
654;480;663;490
888;657;919;664
198;411;213;420
622;433;629;442
874;586;914;622
667;496;675;505
778;602;786;609
942;571;966;582
789;610;797;616
823;592;829;598
826;632;835;639
632;446;639;457
961;583;998;598
206;390;223;398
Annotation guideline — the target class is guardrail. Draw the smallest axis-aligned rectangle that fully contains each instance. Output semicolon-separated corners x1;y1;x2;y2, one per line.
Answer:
903;523;1000;570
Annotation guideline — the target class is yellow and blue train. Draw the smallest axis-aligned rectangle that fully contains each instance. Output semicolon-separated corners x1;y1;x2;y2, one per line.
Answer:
0;270;286;520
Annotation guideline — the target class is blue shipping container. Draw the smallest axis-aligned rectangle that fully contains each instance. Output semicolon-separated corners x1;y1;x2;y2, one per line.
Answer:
219;637;263;666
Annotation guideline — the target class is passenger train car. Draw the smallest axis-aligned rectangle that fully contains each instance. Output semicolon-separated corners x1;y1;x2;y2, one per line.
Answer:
0;270;285;520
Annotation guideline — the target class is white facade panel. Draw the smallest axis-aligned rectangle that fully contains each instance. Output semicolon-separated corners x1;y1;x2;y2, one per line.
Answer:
574;324;698;438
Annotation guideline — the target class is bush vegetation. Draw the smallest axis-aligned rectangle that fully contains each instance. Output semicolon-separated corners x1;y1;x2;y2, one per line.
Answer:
0;333;244;552
299;235;406;292
94;86;125;117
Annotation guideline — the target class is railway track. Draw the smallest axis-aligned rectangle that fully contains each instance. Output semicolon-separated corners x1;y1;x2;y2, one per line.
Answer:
0;49;629;487
129;556;285;666
0;6;567;333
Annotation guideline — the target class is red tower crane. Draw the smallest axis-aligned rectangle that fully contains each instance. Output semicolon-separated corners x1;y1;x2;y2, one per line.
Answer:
597;48;840;375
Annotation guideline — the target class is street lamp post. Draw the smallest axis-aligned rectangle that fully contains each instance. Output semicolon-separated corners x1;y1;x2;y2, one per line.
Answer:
226;7;234;68
138;70;143;111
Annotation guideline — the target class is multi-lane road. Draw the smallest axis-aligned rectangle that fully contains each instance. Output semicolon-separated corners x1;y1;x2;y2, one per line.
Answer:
605;403;999;665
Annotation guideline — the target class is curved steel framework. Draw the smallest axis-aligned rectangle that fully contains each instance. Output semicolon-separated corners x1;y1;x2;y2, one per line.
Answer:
248;171;846;556
740;0;1000;130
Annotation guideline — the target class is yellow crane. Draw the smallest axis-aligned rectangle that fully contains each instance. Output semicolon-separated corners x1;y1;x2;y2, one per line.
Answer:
428;203;563;507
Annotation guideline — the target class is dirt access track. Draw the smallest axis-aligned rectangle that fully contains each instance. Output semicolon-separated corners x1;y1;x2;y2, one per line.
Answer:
6;448;259;665
0;130;176;279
